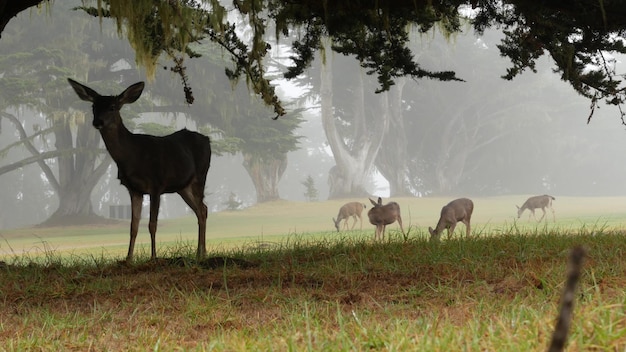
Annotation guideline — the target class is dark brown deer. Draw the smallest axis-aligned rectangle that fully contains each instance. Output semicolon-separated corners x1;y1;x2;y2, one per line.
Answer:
68;78;211;262
367;197;405;240
429;198;473;242
516;194;555;222
333;202;367;232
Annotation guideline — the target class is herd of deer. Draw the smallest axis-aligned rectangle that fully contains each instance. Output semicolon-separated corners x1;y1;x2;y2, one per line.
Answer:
332;194;556;241
67;78;559;260
67;78;559;257
69;79;574;350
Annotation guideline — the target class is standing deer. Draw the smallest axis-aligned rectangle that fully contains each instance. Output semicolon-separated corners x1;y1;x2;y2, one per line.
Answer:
429;198;474;242
332;202;367;232
68;78;211;262
516;194;555;222
367;197;405;240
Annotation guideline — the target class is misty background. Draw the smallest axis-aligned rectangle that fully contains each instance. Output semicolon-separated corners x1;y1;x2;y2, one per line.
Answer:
1;2;625;230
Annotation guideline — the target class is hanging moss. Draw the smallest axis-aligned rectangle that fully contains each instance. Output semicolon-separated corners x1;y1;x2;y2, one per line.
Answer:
70;0;626;121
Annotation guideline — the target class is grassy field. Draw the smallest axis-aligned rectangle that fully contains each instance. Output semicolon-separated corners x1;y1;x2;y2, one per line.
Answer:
1;195;625;258
1;196;626;350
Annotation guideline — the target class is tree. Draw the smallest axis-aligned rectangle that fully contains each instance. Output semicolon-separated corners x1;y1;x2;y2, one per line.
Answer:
0;5;136;225
161;45;302;203
397;27;626;196
0;3;301;228
0;0;47;38
301;175;318;202
402;28;548;195
374;78;411;196
222;192;243;211
321;47;385;198
4;1;626;123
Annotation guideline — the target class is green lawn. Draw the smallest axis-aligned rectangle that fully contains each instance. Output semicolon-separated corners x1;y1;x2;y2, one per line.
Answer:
1;195;624;260
1;196;626;350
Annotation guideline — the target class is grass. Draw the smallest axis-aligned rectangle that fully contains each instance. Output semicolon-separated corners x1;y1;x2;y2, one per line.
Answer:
2;195;625;259
2;196;626;350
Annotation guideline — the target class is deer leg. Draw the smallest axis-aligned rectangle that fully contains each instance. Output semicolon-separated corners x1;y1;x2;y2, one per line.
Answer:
178;184;208;259
538;208;546;222
397;215;406;236
448;223;457;239
127;192;143;262
148;193;161;260
350;215;358;230
463;219;471;237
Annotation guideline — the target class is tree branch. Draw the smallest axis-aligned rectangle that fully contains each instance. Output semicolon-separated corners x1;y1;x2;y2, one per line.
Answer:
0;111;60;191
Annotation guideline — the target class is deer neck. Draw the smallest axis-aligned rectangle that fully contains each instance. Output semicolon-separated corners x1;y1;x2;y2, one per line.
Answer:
435;217;449;234
98;122;134;163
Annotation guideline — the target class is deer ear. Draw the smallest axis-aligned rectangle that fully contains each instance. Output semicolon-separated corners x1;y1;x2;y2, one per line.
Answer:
68;78;99;102
377;197;382;205
369;198;377;206
118;82;145;105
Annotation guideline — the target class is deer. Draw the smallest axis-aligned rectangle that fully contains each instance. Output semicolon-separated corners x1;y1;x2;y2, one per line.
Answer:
428;198;474;242
367;197;405;240
332;202;367;232
68;78;211;263
516;194;555;222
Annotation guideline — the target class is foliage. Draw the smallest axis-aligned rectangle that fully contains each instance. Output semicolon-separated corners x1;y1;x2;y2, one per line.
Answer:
0;1;306;226
68;0;626;123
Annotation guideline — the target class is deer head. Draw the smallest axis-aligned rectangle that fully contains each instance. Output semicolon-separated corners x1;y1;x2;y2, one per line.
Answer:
68;78;144;130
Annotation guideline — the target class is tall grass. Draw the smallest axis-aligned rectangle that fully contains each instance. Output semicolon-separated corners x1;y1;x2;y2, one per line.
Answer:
2;224;626;350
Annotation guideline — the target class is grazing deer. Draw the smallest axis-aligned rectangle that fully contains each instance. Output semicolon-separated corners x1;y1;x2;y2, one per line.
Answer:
68;78;211;262
367;197;405;240
332;202;367;232
548;246;585;352
516;194;555;222
428;198;474;242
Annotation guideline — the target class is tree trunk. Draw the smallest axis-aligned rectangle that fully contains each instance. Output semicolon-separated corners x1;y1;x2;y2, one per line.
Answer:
42;114;112;225
242;152;287;203
2;111;112;225
321;38;388;199
375;79;412;196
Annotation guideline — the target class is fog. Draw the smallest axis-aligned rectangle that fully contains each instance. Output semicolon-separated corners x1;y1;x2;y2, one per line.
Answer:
1;2;625;229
